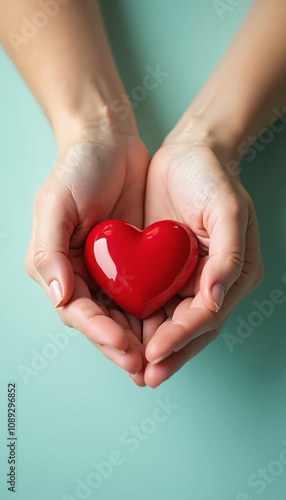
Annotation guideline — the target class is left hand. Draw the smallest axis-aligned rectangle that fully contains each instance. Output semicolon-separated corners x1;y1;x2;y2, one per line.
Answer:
131;134;264;388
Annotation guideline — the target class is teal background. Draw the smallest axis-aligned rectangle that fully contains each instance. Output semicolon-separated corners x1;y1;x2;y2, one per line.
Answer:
1;1;286;499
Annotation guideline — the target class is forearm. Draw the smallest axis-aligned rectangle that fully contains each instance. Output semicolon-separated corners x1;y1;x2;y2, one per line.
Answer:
0;0;136;150
169;0;286;162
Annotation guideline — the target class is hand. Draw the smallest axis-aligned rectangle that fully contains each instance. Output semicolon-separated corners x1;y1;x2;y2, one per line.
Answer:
134;133;264;388
25;115;150;379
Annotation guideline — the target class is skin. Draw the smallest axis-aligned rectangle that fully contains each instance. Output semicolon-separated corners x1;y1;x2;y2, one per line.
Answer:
1;0;286;387
0;0;150;377
139;0;286;387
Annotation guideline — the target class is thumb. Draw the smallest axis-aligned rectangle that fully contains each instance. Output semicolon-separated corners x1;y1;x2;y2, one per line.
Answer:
33;190;75;307
200;195;248;312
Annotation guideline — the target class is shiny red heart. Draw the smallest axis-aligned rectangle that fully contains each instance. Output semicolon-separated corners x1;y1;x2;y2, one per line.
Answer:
84;219;199;319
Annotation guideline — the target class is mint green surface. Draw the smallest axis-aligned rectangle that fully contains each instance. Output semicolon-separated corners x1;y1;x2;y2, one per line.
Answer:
1;1;286;499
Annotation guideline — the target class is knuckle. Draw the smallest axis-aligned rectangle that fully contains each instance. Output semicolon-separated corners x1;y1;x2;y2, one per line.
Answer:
225;252;244;279
33;241;50;273
36;187;57;211
229;194;247;222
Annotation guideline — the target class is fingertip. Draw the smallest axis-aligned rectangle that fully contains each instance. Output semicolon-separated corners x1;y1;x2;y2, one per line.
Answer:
144;322;170;362
129;371;146;387
90;315;130;352
145;321;188;364
92;340;142;374
144;364;164;389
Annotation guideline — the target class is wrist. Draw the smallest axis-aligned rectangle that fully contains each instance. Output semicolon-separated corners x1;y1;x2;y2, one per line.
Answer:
51;79;138;153
165;105;248;168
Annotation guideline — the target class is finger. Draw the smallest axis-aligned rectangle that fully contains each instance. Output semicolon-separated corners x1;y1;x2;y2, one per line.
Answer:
61;280;144;374
179;256;207;298
59;276;130;346
129;372;147;387
37;271;131;351
145;272;252;387
145;280;248;365
142;295;182;347
109;308;146;358
95;341;143;374
142;309;168;345
124;311;143;343
144;330;218;388
128;341;148;386
32;187;76;307
146;208;263;364
200;191;249;312
147;214;262;389
145;299;216;364
37;271;144;373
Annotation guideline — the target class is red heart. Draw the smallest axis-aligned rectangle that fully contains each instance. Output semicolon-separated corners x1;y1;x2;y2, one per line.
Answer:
84;219;199;319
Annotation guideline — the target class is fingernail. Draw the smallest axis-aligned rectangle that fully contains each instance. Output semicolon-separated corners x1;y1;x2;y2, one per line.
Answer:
150;352;172;365
50;280;63;307
211;283;225;312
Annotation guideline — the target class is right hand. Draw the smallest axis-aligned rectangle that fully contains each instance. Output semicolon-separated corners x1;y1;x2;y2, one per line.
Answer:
25;114;150;379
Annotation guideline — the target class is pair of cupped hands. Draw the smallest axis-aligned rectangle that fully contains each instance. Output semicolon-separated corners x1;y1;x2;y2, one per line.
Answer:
25;112;263;388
